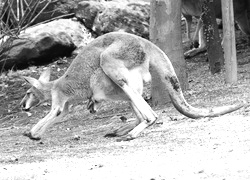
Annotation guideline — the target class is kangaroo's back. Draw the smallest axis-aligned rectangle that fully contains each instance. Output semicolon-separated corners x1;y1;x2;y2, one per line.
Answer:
66;32;148;75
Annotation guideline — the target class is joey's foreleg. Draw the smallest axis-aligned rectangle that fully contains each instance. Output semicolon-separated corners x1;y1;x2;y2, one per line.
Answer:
192;18;202;48
184;26;207;58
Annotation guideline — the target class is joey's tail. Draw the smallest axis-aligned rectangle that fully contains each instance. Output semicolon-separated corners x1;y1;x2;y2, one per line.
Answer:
148;45;245;119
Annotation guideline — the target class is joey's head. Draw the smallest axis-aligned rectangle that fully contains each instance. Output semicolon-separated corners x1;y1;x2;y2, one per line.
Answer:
20;68;52;111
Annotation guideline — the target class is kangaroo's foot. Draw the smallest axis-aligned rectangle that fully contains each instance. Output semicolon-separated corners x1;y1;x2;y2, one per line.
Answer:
116;120;149;141
104;121;138;138
184;46;206;58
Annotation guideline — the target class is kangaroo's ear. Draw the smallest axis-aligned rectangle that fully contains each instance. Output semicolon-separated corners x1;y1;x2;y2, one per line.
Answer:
22;76;42;89
38;68;51;83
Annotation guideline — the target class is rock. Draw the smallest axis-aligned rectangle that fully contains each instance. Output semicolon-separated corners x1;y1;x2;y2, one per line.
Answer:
75;1;150;38
75;1;104;31
0;19;92;71
2;0;151;38
0;1;151;71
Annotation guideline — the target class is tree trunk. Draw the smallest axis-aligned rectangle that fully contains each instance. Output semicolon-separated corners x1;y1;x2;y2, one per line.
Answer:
201;0;224;74
150;0;187;106
221;0;237;84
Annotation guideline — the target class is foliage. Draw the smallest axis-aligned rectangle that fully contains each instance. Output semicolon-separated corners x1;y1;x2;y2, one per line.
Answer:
0;0;54;38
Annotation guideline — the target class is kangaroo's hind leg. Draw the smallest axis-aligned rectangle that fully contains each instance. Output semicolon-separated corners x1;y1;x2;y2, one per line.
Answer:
89;68;147;138
100;52;158;140
118;83;158;140
105;102;144;137
115;101;152;141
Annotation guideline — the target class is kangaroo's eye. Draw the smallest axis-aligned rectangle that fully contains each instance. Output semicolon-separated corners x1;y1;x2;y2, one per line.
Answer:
27;92;34;97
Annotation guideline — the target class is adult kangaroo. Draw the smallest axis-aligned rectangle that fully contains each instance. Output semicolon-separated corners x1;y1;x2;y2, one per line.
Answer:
21;32;245;141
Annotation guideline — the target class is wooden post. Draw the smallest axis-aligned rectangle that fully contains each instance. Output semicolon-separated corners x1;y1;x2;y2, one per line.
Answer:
221;0;237;84
150;0;187;106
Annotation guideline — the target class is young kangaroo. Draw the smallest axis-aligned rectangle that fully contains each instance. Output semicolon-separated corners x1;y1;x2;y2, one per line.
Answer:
182;0;250;57
21;32;245;141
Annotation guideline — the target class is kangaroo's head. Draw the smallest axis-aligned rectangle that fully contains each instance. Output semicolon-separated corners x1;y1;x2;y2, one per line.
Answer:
20;68;52;111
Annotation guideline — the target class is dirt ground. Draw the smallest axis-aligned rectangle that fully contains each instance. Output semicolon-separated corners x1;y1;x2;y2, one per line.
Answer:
1;24;250;179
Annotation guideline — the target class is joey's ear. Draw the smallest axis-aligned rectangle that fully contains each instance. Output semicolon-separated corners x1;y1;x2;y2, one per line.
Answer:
22;76;42;88
38;68;51;83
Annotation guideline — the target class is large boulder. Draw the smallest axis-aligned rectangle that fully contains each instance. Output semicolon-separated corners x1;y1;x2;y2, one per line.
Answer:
0;1;151;71
1;0;151;38
75;1;150;38
0;19;91;71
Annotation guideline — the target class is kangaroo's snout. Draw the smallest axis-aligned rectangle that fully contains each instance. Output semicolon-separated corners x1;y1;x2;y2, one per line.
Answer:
20;99;28;111
20;102;30;111
20;95;30;111
20;93;40;112
87;99;97;114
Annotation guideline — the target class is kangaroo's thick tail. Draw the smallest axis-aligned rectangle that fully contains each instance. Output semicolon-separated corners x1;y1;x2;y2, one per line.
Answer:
148;43;246;119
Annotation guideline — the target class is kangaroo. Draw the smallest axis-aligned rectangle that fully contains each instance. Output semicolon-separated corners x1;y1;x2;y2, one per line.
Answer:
21;32;245;141
182;0;250;57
